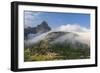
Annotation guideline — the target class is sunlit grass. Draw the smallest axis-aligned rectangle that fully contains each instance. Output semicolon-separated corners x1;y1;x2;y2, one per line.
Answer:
24;41;90;61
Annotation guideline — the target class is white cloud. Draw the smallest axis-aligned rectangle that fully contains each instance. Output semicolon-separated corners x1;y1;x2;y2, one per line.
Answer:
24;11;42;28
24;24;90;47
55;24;89;32
52;32;90;46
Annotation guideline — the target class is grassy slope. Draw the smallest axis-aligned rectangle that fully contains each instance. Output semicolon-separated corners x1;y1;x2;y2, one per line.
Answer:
24;40;90;62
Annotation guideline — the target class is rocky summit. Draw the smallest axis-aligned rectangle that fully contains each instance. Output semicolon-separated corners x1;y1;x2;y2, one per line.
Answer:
24;21;51;39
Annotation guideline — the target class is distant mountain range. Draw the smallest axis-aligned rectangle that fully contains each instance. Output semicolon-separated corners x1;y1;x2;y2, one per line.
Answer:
24;21;51;39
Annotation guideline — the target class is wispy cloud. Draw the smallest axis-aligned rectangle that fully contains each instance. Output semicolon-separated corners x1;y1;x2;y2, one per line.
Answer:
24;11;42;28
55;24;89;32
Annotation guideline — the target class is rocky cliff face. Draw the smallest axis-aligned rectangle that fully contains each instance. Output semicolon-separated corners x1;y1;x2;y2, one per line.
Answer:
24;21;51;39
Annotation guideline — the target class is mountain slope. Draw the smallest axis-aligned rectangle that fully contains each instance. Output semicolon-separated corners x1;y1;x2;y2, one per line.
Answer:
24;31;90;48
24;24;90;61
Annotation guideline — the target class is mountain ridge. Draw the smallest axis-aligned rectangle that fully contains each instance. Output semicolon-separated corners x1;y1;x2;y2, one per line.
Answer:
24;21;51;39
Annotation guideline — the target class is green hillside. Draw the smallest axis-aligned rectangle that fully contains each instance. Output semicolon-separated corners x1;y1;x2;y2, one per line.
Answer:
24;39;90;62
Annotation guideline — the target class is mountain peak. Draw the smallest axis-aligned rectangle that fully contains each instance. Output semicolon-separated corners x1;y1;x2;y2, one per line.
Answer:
24;21;51;39
36;21;51;33
41;21;48;26
37;21;51;30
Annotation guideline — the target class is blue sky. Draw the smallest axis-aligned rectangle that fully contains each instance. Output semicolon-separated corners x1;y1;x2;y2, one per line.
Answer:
24;11;90;29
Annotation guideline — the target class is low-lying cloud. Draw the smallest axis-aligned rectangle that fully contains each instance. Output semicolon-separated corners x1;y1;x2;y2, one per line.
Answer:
54;24;89;32
24;24;90;47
